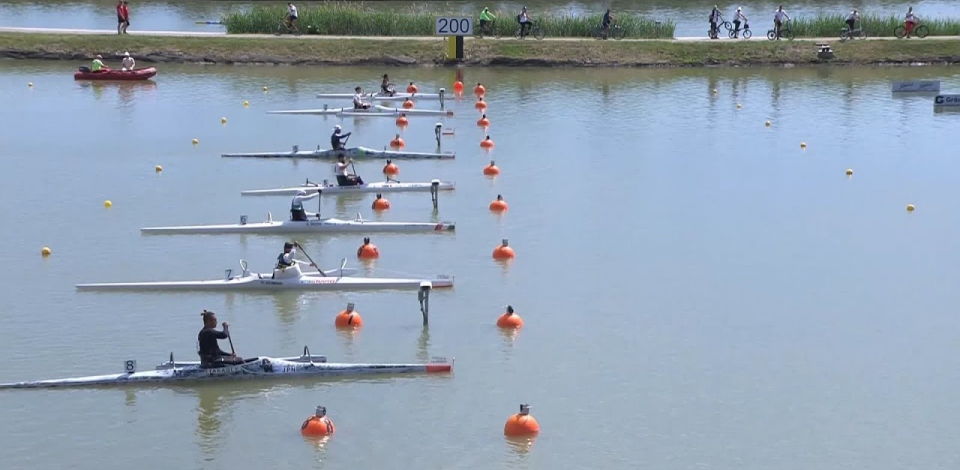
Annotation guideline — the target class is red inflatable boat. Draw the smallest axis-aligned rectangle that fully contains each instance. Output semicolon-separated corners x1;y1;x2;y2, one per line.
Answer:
74;67;158;81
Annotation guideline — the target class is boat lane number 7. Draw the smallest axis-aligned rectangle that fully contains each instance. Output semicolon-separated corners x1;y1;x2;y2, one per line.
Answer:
435;17;472;36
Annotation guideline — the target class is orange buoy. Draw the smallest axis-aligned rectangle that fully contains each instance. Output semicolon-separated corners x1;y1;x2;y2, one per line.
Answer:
483;160;500;176
396;113;409;127
334;303;363;328
382;159;400;175
477;114;491;127
453;80;464;93
406;82;418;93
496;305;523;328
475;97;487;110
372;193;391;211
390;134;405;149
357;237;380;259
504;404;539;436
402;98;414;109
493;239;515;260
474;83;486;96
301;406;336;437
489;194;508;212
480;136;495;149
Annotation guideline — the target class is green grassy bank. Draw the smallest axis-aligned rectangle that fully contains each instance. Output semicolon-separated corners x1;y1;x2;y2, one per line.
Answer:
223;4;674;38
2;32;960;68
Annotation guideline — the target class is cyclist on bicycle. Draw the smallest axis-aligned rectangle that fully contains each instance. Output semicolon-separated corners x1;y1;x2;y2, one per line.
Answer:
600;9;614;39
845;8;859;32
286;3;298;28
905;7;919;38
479;7;496;32
773;5;790;40
732;6;748;38
517;7;533;38
709;6;722;39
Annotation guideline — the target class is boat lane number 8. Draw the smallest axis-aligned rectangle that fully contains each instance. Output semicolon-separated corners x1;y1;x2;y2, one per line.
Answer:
125;360;137;373
435;17;472;36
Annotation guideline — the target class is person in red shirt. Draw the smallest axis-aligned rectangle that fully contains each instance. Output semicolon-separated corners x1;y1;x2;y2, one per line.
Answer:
116;1;130;34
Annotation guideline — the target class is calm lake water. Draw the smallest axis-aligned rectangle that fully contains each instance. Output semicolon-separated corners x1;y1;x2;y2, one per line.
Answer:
2;0;960;37
2;61;960;469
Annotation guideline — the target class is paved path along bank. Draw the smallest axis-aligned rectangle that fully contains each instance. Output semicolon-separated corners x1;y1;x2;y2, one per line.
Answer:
1;27;959;68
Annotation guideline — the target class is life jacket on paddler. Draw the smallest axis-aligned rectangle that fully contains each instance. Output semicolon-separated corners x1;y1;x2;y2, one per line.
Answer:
276;242;295;269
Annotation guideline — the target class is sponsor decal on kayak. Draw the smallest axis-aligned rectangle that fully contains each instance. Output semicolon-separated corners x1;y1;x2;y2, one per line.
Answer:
303;278;339;284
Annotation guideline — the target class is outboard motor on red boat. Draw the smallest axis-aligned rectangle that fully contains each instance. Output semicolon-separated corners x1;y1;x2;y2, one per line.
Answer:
78;66;91;73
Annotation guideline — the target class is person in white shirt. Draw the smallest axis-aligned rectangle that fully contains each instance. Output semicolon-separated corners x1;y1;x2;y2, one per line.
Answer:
120;51;135;71
352;86;371;110
334;154;364;186
845;9;859;32
905;7;919;37
286;3;298;27
290;190;320;221
732;7;748;38
773;5;790;39
517;7;532;38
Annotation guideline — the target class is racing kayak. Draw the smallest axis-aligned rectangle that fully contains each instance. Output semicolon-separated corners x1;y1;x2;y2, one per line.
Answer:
221;145;454;160
316;90;446;102
76;259;454;291
0;347;453;389
141;212;456;235
268;105;453;117
241;178;455;197
74;67;157;81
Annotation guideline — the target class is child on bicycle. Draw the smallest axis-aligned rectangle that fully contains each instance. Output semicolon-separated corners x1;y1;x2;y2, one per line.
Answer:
732;7;748;38
905;7;919;37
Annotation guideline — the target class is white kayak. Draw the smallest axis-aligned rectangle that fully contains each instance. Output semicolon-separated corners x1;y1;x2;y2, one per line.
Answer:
141;212;456;235
0;346;453;389
221;145;454;160
316;90;446;102
241;178;455;197
268;105;453;117
76;259;454;291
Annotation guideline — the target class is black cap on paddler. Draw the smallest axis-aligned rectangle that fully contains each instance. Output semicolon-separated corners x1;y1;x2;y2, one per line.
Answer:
284;242;294;250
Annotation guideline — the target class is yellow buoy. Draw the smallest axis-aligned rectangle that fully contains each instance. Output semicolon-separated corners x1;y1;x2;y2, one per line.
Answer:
263;86;268;92
221;117;227;124
28;82;33;87
765;121;771;127
104;200;113;208
845;169;853;176
800;142;807;149
712;89;718;94
736;103;742;109
192;139;199;145
243;100;250;107
907;204;915;212
155;165;163;172
41;246;51;256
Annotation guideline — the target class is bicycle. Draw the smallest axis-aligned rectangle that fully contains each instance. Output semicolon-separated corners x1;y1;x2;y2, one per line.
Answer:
474;19;502;39
708;18;732;39
894;22;929;38
840;22;866;40
514;21;545;40
594;23;625;40
275;18;302;36
767;21;795;40
729;23;752;39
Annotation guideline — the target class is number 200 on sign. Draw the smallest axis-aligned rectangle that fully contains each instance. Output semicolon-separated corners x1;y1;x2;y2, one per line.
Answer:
435;17;472;36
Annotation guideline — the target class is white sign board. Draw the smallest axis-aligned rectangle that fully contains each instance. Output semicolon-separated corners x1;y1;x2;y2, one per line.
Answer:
892;80;941;92
435;17;472;36
934;94;960;107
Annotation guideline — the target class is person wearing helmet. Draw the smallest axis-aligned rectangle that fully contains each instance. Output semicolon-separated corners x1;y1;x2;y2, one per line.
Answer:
732;7;748;38
331;124;352;150
479;7;496;34
335;154;364;186
352;86;371;110
517;6;532;38
120;51;136;71
290;189;320;221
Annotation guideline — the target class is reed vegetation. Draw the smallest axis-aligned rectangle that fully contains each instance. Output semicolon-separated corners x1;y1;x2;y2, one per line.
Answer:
785;14;960;37
222;4;675;39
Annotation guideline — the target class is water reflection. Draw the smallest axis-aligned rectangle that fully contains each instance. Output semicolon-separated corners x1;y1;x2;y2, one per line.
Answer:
505;435;536;459
416;325;430;363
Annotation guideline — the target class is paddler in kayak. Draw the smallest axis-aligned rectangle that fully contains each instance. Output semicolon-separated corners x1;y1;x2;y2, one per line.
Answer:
290;189;320;221
380;74;396;96
276;241;316;270
353;86;371;110
335;154;364;186
198;310;243;368
331;124;351;150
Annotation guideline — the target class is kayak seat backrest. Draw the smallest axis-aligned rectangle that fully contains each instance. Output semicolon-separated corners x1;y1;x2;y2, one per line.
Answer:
78;66;91;73
273;263;303;280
